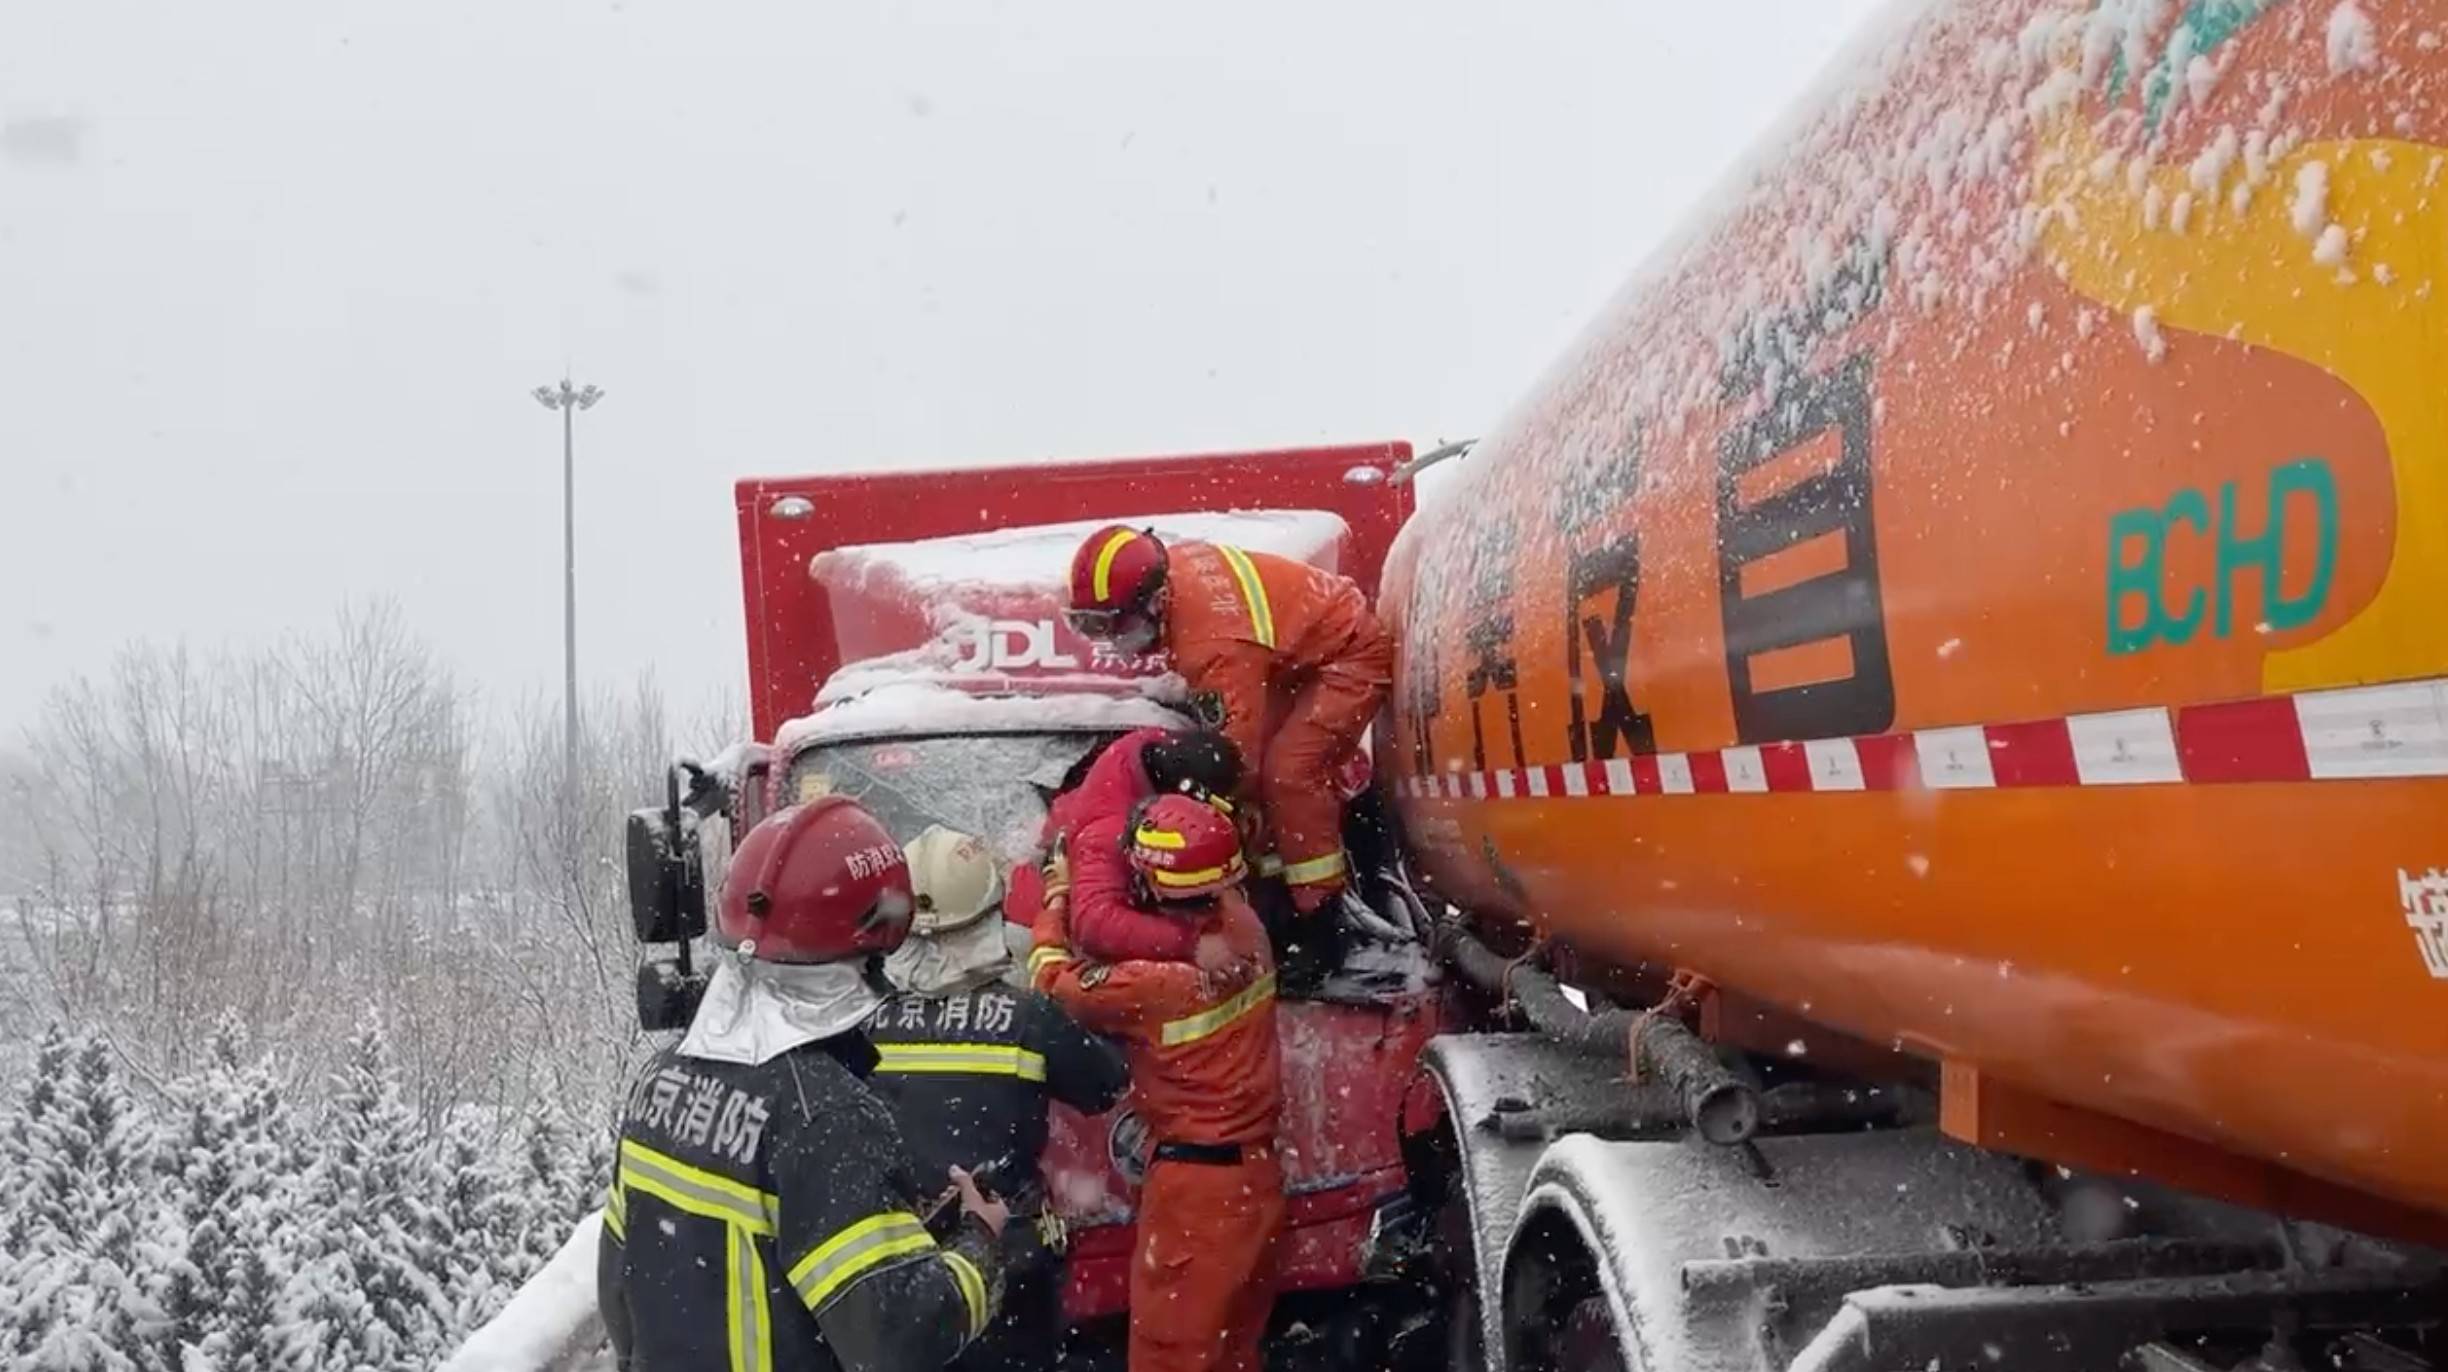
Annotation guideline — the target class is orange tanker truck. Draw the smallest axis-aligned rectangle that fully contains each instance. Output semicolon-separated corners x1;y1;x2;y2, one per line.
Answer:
542;0;2448;1368
1382;0;2447;1366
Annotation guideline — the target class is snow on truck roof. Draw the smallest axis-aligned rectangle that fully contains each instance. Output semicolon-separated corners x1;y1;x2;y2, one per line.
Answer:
812;508;1350;591
773;680;1190;755
777;509;1332;754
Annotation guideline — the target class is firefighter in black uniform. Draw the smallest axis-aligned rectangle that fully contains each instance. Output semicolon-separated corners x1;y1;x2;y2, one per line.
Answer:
869;825;1130;1372
599;796;1010;1372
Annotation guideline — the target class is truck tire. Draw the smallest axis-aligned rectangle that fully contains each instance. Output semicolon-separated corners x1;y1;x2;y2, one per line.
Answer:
1556;1298;1628;1372
1502;1210;1640;1372
1414;1123;1486;1372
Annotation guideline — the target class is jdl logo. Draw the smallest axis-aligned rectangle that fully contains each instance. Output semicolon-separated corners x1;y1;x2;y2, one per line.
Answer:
949;618;1080;673
2105;457;2338;655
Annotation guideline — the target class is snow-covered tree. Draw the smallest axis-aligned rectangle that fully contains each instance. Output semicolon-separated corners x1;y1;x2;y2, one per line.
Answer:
149;1012;298;1372
210;1236;284;1372
272;1248;385;1372
511;1097;613;1277
271;1012;451;1371
3;1026;76;1254
429;1106;508;1338
8;1034;170;1371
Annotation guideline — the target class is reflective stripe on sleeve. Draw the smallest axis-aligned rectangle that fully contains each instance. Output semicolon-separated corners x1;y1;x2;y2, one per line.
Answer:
1214;545;1277;649
727;1223;773;1372
787;1211;938;1312
874;1043;1049;1082
943;1251;989;1341
1281;851;1346;886
1028;944;1071;976
619;1139;778;1235
603;1180;627;1241
1159;971;1278;1046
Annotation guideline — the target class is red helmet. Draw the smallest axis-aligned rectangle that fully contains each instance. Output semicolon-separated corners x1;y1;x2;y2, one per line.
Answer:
1065;525;1167;639
1126;793;1246;902
716;797;915;963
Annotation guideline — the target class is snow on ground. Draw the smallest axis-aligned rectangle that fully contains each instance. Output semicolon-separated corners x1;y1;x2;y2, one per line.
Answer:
814;509;1350;596
775;680;1190;753
439;1214;610;1372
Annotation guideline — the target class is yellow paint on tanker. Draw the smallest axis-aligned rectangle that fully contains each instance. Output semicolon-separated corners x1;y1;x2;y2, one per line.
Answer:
2040;120;2448;690
1381;0;2448;1225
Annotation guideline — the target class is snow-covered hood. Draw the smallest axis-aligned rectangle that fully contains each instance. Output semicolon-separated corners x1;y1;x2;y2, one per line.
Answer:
679;956;882;1067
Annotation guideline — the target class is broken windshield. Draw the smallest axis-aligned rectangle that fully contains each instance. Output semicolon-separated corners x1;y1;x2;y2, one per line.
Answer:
780;732;1113;867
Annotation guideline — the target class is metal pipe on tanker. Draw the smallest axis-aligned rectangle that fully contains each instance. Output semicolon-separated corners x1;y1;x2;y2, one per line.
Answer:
1436;922;1758;1146
1389;439;1473;486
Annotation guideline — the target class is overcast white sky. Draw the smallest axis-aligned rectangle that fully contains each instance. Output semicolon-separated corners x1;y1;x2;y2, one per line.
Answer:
0;0;1883;732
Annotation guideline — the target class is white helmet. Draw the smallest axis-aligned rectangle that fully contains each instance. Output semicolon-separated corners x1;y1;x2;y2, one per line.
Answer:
904;825;1004;936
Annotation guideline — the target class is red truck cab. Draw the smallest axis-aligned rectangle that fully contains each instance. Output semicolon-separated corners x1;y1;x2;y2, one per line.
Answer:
728;444;1440;1341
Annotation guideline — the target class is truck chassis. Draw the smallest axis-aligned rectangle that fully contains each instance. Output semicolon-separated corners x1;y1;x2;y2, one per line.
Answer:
1411;1008;2445;1372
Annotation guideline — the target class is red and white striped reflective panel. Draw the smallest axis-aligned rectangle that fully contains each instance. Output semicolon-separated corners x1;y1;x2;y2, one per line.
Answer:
1394;677;2448;801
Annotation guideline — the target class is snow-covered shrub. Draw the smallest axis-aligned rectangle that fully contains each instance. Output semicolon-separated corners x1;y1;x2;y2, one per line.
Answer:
0;1016;607;1372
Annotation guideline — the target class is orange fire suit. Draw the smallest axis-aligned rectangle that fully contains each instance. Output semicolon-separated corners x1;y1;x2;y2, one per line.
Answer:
1163;540;1394;904
1030;885;1284;1372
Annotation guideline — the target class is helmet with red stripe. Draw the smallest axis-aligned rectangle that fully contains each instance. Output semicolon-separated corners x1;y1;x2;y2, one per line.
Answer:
1065;525;1167;643
716;796;916;962
1125;792;1245;904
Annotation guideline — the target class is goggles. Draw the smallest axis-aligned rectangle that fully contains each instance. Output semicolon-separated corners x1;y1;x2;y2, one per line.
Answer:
1064;606;1128;639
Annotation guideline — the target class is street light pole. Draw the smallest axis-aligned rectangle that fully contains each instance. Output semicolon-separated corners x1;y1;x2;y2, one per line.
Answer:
532;378;603;806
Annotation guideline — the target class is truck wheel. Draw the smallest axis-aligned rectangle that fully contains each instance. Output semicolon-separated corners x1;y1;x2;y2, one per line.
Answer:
1432;1177;1486;1372
1443;1277;1484;1372
1555;1298;1627;1372
1502;1212;1639;1372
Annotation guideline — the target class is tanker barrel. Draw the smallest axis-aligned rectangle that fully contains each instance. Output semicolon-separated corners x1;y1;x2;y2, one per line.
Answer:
1636;1015;1759;1147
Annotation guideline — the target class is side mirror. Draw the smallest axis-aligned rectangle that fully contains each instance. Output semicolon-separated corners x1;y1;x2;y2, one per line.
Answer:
624;801;708;945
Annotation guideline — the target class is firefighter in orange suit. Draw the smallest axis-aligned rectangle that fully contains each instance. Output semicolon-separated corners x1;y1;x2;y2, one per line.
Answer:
1065;524;1394;916
1029;793;1284;1372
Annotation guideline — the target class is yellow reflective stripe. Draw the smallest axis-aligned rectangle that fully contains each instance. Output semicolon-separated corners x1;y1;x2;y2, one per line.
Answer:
943;1251;989;1340
727;1223;772;1372
1282;851;1346;885
1214;545;1276;648
1254;853;1286;877
1150;862;1234;889
1028;944;1070;974
1090;529;1142;602
788;1211;937;1312
603;1181;627;1241
874;1043;1048;1082
1160;971;1277;1046
1133;825;1188;850
620;1139;777;1235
